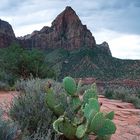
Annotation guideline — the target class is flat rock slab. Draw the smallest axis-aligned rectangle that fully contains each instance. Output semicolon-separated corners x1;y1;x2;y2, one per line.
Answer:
97;95;140;140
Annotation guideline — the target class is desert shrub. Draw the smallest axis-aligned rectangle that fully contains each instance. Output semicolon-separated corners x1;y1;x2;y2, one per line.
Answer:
0;81;10;91
10;78;67;139
0;109;18;140
21;126;59;140
124;94;140;108
0;70;16;90
104;90;113;99
137;90;140;98
105;87;140;108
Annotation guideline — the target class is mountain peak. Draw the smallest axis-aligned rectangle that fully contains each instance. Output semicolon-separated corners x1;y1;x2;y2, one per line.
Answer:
65;6;74;11
52;6;81;27
64;6;77;16
19;6;96;50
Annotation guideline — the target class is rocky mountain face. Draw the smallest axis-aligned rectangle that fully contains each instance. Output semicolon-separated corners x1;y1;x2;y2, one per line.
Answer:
0;19;16;48
18;6;96;50
0;6;111;56
97;41;112;56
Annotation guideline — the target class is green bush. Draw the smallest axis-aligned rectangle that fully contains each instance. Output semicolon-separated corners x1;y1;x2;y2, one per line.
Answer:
0;81;10;91
0;109;18;140
0;43;56;89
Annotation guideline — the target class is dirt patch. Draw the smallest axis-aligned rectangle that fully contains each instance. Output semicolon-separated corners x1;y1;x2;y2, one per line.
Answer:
0;91;17;118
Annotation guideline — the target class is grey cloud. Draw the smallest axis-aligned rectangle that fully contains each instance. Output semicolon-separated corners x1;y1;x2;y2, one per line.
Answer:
0;0;27;11
0;0;65;17
0;0;67;28
74;0;140;35
0;0;140;35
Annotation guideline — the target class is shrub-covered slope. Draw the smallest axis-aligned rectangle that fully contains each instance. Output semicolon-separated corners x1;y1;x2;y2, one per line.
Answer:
45;47;140;80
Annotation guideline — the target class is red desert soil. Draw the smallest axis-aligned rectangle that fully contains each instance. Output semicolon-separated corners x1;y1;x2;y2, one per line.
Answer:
0;91;140;140
0;91;17;110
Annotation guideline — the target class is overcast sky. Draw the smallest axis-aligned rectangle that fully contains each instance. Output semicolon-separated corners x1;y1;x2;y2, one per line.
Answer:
0;0;140;59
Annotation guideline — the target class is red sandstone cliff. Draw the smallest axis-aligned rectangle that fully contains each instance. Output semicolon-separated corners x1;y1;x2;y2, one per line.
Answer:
18;6;96;50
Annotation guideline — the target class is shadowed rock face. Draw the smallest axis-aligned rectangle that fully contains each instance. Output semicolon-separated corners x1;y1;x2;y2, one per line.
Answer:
0;19;16;48
18;6;96;50
97;41;112;56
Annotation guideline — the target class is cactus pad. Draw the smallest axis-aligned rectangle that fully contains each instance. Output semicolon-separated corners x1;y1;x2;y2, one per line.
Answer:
89;112;105;133
76;124;87;139
53;116;77;139
63;76;77;96
97;119;116;136
83;98;100;120
70;96;81;112
105;111;115;120
83;88;98;105
45;89;64;116
90;112;116;136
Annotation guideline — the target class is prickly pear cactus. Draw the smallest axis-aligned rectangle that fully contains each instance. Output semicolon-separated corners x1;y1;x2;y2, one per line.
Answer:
45;77;116;140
